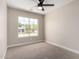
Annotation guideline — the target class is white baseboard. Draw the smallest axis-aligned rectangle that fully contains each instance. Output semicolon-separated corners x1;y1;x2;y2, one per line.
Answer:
46;41;79;55
8;40;44;48
4;48;7;59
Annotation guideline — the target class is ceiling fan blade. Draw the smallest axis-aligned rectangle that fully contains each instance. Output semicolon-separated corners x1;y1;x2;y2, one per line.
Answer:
42;4;54;6
39;0;44;3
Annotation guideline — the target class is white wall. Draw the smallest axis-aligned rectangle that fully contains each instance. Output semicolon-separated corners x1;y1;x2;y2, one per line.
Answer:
45;0;79;52
0;0;7;59
7;7;45;47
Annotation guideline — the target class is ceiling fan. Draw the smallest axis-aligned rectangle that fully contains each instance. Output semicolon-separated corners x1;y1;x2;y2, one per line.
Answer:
32;0;55;11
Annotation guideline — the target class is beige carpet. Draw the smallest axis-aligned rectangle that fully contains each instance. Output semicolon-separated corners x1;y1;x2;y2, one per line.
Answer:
6;42;79;59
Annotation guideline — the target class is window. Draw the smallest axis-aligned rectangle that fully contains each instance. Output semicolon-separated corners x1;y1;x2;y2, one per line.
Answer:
18;16;38;38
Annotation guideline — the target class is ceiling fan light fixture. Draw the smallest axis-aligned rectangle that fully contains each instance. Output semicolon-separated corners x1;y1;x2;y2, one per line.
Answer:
38;6;42;9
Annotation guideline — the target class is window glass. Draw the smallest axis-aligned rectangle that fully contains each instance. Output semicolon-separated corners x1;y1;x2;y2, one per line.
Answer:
18;17;38;38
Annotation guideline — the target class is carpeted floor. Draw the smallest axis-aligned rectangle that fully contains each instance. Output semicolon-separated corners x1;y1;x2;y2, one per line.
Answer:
5;42;79;59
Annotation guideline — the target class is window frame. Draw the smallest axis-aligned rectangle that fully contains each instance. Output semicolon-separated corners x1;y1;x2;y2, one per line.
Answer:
18;16;39;38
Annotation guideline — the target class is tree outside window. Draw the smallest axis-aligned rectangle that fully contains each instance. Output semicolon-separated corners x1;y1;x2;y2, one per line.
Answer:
18;17;38;38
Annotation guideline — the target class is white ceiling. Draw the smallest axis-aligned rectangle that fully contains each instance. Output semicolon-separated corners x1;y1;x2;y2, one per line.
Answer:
7;0;74;15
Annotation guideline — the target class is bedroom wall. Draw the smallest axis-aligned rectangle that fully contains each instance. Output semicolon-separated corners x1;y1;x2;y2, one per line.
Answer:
0;0;7;59
7;7;45;47
45;0;79;53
